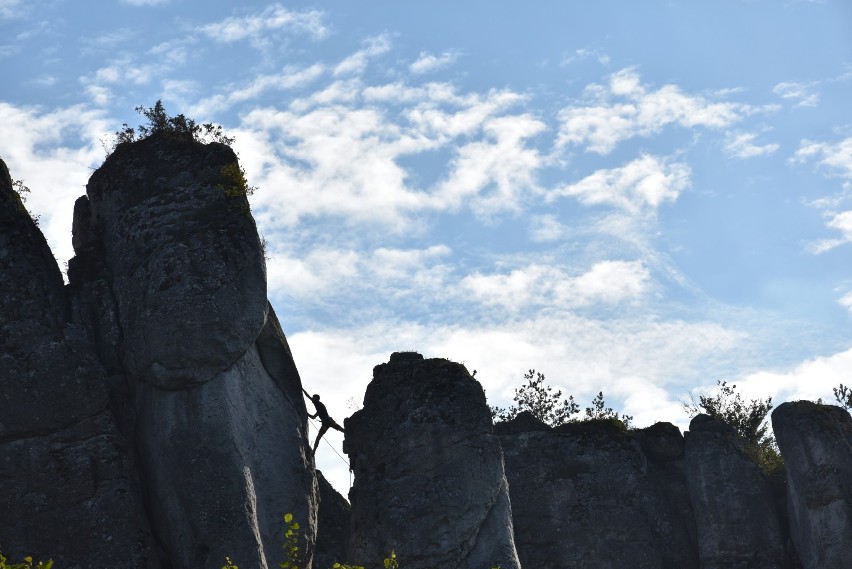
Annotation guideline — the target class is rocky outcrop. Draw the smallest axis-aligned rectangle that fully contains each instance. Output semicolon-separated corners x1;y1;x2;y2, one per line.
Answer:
499;413;698;569
0;158;160;567
684;414;787;569
66;134;317;569
343;352;520;569
314;470;351;569
772;401;852;569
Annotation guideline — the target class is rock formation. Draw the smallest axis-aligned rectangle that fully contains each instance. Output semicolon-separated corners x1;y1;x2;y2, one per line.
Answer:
343;352;521;569
498;413;698;569
0;158;160;567
684;414;787;569
773;401;852;569
65;133;317;569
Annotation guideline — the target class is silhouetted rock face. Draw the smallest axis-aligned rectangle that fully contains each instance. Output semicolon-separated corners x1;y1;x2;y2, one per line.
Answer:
772;401;852;569
344;352;521;569
81;134;267;388
684;414;786;569
68;136;317;569
314;470;351;569
500;414;698;569
0;157;160;567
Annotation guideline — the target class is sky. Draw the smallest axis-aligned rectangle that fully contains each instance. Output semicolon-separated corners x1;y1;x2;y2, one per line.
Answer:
2;0;852;494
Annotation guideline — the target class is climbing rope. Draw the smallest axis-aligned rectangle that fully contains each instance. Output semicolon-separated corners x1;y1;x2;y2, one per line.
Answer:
307;416;353;488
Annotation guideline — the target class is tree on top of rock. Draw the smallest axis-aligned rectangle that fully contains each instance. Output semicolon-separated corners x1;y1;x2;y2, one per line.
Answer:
682;380;781;475
108;100;235;152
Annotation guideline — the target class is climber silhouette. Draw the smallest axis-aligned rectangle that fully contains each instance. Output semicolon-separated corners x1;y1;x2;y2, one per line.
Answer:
302;387;345;455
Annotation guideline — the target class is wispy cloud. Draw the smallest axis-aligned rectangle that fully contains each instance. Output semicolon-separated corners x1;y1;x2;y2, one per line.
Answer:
409;50;460;74
561;47;610;67
556;68;748;154
334;35;392;76
462;260;650;312
793;137;852;180
550;154;690;214
0;0;22;19
198;4;328;43
724;131;779;159
773;81;820;107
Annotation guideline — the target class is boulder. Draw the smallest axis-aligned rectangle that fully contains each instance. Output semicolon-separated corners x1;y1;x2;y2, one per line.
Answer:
0;157;160;567
684;414;787;568
67;135;317;569
499;414;698;569
344;352;520;569
772;401;852;569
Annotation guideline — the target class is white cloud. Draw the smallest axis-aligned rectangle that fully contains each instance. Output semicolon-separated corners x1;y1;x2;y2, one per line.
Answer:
334;35;392;76
0;0;21;19
724;131;780;159
793;137;852;180
550;154;690;214
190;64;326;116
198;4;328;43
811;210;852;253
529;214;569;242
0;102;109;270
839;291;852;314
435;114;547;216
734;347;852;406
461;260;650;312
773;81;820;107
557;68;747;154
561;48;610;67
409;51;459;74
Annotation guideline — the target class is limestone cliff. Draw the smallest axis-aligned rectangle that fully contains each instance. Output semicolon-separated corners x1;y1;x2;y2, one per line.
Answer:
0;157;160;567
344;352;521;569
66;133;317;569
773;401;852;569
499;413;698;569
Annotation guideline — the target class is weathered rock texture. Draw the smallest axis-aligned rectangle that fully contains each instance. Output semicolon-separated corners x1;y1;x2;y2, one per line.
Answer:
773;401;852;569
344;352;521;569
684;414;787;569
498;413;698;569
63;134;318;569
314;470;352;569
0;158;160;567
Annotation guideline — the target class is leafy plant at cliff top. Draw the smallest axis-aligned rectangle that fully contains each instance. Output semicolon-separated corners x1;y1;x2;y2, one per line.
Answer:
491;369;633;428
108;100;235;152
682;380;781;475
832;383;852;410
9;179;40;226
0;550;53;569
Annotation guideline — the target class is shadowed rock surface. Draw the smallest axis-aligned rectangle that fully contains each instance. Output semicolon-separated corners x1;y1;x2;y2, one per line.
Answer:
499;412;698;569
343;352;521;569
67;135;317;569
314;470;352;569
772;401;852;569
684;414;787;569
0;157;160;567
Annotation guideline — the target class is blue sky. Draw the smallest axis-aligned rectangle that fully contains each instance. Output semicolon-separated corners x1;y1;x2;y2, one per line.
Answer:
3;0;852;492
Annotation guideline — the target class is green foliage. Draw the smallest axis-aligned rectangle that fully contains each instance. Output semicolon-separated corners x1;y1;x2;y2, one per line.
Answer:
0;550;53;569
108;100;235;153
280;513;302;569
584;391;634;428
682;380;781;475
218;162;257;199
383;551;398;569
9;179;39;225
491;369;632;428
221;556;239;569
833;383;852;410
491;369;579;426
